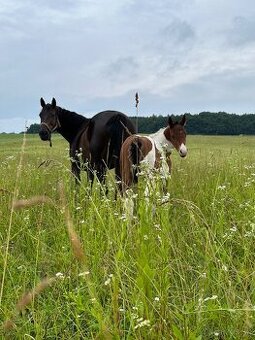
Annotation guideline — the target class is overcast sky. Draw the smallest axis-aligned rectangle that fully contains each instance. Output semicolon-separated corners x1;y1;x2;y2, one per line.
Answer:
0;0;255;132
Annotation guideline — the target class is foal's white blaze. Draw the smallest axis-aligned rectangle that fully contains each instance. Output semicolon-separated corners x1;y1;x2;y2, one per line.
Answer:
179;143;187;157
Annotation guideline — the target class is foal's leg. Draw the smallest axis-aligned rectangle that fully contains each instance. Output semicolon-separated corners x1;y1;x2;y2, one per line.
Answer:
166;153;172;174
162;153;172;193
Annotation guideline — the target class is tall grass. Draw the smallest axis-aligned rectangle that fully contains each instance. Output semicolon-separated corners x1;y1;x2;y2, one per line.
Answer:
1;133;255;339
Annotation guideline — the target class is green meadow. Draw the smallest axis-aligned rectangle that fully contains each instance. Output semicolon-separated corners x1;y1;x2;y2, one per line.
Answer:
1;133;255;339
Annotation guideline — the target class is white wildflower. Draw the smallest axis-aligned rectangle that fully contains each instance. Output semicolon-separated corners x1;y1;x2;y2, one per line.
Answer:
78;271;90;277
203;295;218;302
55;272;65;279
222;265;228;272
154;224;161;231
120;214;127;221
134;319;151;329
104;278;111;286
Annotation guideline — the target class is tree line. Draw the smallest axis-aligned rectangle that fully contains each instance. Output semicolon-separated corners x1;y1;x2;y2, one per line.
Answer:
26;111;255;135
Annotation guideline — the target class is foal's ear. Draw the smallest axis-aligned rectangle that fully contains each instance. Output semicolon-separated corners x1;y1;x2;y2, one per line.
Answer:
180;114;186;126
51;98;56;108
168;116;174;128
40;97;46;108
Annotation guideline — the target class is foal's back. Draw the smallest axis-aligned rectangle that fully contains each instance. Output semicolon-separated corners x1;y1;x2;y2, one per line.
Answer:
120;134;160;191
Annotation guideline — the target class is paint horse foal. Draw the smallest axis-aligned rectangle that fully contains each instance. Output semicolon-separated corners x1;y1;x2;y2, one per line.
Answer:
120;115;187;193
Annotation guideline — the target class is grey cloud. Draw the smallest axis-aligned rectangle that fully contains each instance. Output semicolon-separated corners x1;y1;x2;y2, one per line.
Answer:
34;0;79;11
103;57;139;80
127;0;193;17
1;0;255;132
228;16;255;46
162;19;195;44
167;68;255;113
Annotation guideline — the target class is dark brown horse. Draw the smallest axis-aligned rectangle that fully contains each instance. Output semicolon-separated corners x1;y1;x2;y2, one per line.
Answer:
39;98;136;187
120;115;187;192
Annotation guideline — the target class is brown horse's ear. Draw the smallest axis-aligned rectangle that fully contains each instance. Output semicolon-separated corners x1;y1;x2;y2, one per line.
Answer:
168;116;174;128
40;97;46;108
51;98;56;108
180;114;186;126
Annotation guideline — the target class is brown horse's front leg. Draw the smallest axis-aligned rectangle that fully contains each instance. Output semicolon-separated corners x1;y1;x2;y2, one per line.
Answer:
89;157;108;194
87;165;95;189
71;160;81;184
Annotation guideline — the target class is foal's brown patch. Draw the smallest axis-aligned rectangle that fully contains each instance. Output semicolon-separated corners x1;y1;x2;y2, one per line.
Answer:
137;136;153;160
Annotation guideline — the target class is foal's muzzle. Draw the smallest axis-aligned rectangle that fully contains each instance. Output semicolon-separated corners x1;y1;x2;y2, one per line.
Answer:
179;144;187;158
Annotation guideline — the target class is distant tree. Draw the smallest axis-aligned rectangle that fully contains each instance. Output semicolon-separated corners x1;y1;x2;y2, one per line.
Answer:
27;123;40;134
26;112;255;135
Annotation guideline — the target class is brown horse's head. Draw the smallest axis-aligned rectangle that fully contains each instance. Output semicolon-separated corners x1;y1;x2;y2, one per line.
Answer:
39;97;60;141
165;115;187;157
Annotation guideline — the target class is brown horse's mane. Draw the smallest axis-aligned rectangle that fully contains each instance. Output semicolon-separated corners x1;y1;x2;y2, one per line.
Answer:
55;106;90;144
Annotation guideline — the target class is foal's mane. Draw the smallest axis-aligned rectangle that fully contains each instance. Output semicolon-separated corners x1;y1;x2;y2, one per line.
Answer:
149;127;167;138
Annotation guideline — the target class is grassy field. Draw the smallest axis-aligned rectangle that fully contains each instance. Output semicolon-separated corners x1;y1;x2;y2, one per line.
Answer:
1;133;255;339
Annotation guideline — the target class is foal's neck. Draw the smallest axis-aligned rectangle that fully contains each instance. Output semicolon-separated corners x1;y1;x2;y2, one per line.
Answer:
149;128;172;153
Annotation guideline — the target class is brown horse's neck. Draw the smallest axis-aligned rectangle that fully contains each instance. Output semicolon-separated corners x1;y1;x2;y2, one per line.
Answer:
55;106;89;144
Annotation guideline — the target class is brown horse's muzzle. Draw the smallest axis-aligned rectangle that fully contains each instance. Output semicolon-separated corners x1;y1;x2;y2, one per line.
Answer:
39;128;51;141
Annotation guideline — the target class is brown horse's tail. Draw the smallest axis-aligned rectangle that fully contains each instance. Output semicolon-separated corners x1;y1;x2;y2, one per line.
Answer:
106;114;135;176
120;136;141;192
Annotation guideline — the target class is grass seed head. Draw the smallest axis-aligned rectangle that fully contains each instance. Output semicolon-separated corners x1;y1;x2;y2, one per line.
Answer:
12;196;54;209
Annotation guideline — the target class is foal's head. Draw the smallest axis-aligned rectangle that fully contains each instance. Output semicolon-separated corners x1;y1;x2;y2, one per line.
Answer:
39;97;60;141
165;115;187;157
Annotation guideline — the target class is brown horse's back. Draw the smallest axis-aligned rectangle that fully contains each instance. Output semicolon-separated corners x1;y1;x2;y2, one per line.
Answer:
89;111;135;168
72;110;135;184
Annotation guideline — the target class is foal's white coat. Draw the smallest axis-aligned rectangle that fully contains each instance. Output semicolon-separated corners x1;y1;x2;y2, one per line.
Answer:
140;128;173;178
141;128;187;175
132;128;173;199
